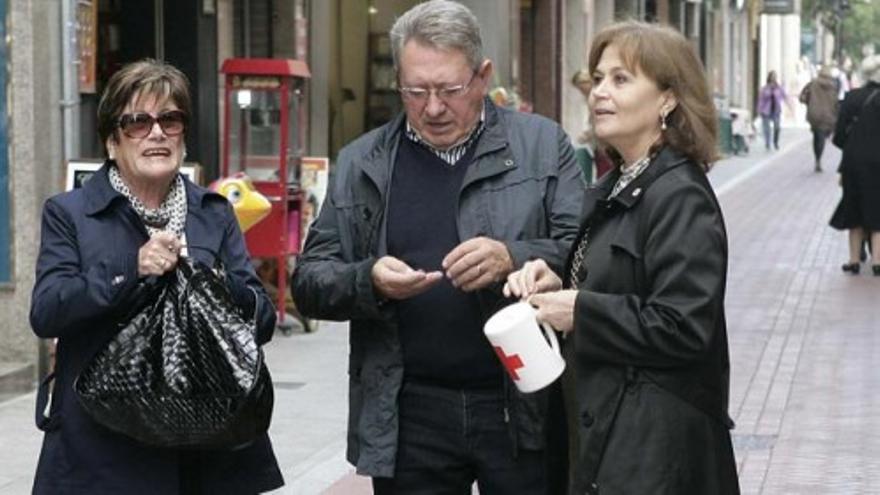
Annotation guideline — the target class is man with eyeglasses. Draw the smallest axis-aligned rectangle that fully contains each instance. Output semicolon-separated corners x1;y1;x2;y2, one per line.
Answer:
292;1;581;493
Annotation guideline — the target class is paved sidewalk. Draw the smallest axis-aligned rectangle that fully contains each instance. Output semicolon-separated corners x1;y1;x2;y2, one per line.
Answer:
2;128;878;494
719;130;880;494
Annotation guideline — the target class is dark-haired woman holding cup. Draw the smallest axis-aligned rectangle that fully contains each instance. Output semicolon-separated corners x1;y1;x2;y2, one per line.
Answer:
505;22;740;494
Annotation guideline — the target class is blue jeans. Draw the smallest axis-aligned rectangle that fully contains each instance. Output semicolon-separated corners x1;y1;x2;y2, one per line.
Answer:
372;381;549;495
761;114;781;149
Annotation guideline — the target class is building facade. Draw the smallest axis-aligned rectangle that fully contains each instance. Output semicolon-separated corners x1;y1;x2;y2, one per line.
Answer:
1;0;797;392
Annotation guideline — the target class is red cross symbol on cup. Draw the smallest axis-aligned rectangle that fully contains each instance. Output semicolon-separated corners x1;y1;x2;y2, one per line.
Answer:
493;346;525;380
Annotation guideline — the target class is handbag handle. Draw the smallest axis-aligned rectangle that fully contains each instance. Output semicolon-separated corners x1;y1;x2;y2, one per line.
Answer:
183;244;227;272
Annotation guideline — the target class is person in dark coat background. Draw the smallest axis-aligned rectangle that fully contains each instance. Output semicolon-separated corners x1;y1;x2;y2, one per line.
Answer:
799;65;839;172
830;54;880;276
29;59;283;494
504;22;740;495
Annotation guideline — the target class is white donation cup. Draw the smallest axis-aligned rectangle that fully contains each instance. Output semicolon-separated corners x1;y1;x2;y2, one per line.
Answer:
484;301;565;393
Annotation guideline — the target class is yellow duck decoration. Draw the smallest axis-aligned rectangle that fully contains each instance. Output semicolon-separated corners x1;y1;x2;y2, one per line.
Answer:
210;172;272;232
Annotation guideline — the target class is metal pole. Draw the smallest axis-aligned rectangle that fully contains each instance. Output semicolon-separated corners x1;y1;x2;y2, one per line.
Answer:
60;0;80;161
155;0;165;60
243;0;251;58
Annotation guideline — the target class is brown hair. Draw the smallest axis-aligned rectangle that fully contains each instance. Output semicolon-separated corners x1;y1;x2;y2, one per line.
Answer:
97;59;192;156
587;21;719;169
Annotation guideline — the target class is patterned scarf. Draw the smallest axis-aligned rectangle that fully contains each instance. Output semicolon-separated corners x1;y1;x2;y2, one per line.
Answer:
109;165;187;238
568;154;654;287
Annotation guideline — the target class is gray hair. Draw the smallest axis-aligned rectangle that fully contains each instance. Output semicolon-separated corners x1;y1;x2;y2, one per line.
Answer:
389;0;484;73
861;54;880;84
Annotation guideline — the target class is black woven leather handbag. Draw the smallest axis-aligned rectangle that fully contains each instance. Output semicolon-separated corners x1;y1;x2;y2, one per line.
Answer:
74;256;273;449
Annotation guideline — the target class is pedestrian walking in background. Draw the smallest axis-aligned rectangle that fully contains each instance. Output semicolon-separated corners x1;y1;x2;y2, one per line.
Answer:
800;65;839;172
758;70;788;150
830;54;880;276
28;59;284;494
729;107;755;155
291;1;582;493
504;21;740;495
830;64;850;101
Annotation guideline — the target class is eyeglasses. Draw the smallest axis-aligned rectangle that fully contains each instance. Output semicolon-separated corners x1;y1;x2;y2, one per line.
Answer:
117;110;188;139
399;72;478;105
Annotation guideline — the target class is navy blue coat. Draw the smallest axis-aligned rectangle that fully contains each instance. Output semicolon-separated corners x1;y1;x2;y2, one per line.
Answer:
29;163;283;494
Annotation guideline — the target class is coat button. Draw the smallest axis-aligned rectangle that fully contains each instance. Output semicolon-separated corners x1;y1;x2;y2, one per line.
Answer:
590;481;600;494
581;410;594;427
504;159;514;167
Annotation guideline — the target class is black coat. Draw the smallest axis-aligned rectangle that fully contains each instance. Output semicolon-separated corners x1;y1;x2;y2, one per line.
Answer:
565;148;739;495
830;81;880;231
29;164;283;494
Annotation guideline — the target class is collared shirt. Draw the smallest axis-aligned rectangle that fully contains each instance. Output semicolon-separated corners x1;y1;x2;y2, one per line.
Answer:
405;108;486;165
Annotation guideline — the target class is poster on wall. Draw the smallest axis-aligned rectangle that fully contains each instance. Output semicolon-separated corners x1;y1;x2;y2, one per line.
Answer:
299;156;329;243
77;0;97;94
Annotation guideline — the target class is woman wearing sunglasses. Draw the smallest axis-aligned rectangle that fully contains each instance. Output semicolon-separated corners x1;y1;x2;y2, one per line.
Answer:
29;59;283;494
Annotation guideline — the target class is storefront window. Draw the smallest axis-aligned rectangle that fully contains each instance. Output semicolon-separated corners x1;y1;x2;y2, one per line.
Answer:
0;0;10;283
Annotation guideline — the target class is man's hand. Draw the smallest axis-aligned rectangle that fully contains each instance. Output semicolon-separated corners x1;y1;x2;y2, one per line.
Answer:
503;259;562;299
371;256;443;300
442;237;514;292
529;290;578;335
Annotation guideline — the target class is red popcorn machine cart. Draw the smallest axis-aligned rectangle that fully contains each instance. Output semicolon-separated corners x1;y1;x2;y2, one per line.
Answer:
220;58;311;332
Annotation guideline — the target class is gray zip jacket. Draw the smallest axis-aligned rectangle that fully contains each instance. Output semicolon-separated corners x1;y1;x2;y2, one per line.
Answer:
291;100;583;477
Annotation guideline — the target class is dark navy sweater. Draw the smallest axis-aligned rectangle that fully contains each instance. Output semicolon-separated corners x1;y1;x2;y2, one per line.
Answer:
386;136;502;388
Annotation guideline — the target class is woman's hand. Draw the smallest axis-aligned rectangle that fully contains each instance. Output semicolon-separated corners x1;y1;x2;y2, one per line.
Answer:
529;290;578;335
138;231;182;277
503;259;562;299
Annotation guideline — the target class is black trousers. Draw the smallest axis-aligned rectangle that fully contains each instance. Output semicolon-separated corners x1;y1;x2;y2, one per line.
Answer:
372;381;548;495
812;128;831;160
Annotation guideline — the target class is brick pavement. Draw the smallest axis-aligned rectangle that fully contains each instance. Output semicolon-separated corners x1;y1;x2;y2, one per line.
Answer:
721;131;880;494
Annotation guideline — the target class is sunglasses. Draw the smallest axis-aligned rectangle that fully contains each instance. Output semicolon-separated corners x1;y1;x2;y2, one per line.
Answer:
117;110;188;139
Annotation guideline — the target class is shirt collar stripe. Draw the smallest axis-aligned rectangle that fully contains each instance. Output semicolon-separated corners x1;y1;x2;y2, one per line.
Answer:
405;108;486;165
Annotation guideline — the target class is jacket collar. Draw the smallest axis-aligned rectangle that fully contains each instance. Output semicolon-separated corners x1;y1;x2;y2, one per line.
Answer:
83;161;223;216
358;112;406;191
609;146;690;210
83;162;125;216
471;99;509;159
583;146;691;216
